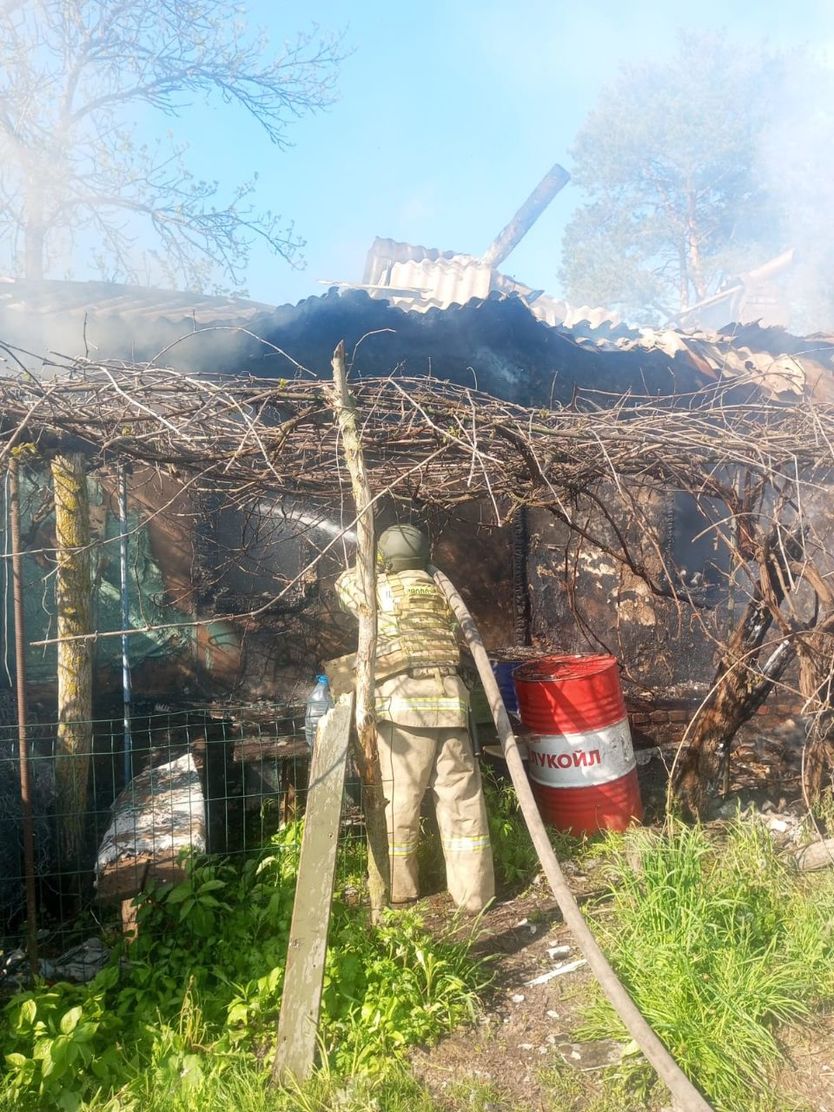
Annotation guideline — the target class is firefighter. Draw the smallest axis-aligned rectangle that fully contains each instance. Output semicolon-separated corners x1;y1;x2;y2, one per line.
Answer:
335;524;494;913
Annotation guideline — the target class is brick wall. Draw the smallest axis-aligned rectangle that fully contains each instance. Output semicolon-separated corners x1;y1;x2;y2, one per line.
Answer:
626;692;803;748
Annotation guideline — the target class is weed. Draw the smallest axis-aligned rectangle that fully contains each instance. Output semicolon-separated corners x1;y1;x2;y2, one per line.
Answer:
579;819;834;1112
481;768;540;889
538;1058;660;1112
537;1060;585;1109
481;768;598;892
74;1057;444;1112
276;1063;443;1112
447;1075;523;1110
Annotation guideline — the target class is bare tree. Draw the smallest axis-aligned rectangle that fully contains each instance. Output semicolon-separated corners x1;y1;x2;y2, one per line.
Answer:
0;1;344;289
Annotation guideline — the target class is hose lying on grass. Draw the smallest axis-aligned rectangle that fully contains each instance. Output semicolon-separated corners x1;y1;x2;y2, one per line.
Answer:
430;565;714;1112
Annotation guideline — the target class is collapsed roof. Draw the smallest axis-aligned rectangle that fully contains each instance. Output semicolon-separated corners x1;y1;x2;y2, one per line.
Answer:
1;278;833;406
353;235;619;330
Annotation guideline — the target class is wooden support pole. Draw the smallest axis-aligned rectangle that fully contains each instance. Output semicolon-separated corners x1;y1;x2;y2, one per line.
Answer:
328;340;391;922
51;453;94;869
9;456;39;976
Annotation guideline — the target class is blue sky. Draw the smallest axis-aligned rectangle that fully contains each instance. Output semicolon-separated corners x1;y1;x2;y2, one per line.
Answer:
183;0;834;307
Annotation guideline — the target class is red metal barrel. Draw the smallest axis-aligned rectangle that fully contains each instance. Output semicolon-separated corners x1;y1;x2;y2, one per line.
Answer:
513;654;643;835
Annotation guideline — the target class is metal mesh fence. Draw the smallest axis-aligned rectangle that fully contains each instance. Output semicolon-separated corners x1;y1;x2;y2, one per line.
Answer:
0;701;365;976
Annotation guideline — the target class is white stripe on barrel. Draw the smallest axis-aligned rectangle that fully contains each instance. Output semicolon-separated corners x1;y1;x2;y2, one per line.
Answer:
525;720;636;788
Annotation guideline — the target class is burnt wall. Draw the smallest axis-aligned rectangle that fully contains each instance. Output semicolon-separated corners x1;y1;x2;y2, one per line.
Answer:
220;501;515;704
523;486;820;748
526;503;716;693
626;687;803;750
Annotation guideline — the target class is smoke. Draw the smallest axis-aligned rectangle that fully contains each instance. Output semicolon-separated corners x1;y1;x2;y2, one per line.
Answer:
756;54;834;332
0;297;276;378
0;303;174;371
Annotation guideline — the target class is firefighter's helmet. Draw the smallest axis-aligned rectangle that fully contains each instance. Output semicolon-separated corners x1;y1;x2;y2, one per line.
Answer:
377;524;430;572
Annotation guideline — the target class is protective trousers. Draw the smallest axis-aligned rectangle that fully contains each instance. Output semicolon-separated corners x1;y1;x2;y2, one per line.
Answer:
376;719;495;913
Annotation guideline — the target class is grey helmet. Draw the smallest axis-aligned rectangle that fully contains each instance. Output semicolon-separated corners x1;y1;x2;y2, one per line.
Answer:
377;524;430;572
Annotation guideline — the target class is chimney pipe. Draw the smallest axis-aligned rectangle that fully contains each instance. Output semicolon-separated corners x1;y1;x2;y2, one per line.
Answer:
482;162;570;270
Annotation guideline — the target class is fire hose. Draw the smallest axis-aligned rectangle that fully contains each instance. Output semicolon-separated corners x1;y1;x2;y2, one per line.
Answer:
430;566;714;1112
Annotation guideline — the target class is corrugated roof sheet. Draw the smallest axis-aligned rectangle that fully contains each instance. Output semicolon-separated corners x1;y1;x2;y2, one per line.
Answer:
359;237;621;329
0;278;272;325
354;238;827;395
365;249;493;312
1;276;833;405
568;322;833;398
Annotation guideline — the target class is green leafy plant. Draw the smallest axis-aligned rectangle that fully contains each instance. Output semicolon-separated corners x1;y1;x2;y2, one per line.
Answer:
481;767;587;889
324;908;486;1070
481;767;540;888
0;822;487;1110
2;975;126;1111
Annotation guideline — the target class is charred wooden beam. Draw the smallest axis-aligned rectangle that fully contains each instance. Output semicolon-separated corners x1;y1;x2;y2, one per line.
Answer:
671;527;805;815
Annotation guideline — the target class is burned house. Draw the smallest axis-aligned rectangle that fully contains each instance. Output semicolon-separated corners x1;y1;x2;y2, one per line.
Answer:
1;275;831;716
1;265;833;933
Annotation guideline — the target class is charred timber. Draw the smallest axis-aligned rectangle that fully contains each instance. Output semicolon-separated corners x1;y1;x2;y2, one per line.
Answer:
672;527;806;815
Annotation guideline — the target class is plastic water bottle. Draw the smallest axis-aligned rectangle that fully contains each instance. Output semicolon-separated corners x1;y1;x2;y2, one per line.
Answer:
304;675;333;750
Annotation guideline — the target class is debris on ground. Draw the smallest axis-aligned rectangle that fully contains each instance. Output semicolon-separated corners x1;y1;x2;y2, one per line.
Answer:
795;836;834;872
1;934;111;990
556;1038;629;1071
524;958;587;986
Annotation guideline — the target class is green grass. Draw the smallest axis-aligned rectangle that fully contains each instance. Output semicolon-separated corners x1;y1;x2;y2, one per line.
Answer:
10;783;829;1111
481;767;588;892
446;1076;523;1111
65;1058;444;1112
538;1059;656;1112
579;819;834;1112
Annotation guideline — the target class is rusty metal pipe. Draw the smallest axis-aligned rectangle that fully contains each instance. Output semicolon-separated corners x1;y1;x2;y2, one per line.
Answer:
9;456;38;977
481;163;570;269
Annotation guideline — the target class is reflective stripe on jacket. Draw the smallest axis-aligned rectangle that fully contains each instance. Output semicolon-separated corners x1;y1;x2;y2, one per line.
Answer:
334;566;468;727
374;670;469;728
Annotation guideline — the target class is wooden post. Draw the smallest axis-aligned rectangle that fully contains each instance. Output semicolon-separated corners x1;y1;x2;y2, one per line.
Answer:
272;696;352;1084
328;341;391;921
9;456;39;976
51;453;94;869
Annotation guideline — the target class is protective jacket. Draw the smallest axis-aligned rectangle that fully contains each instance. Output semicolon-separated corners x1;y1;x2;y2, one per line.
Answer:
335;568;468;727
334;565;494;912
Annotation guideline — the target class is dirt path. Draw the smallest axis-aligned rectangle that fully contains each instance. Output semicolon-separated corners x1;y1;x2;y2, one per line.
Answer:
411;880;658;1112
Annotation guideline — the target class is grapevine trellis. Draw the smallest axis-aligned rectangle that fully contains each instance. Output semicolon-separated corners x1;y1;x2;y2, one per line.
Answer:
3;348;834;810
